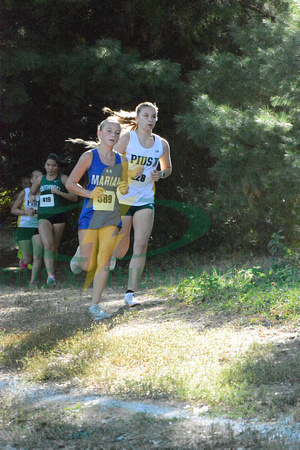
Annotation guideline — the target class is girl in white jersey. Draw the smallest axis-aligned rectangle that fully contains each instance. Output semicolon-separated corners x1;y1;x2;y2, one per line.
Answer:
104;102;172;307
11;170;44;285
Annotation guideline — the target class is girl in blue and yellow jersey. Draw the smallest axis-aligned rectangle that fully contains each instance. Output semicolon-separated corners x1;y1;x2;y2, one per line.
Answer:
66;117;128;320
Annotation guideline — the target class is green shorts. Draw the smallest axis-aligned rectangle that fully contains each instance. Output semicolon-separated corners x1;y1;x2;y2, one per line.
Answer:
14;227;36;245
119;203;154;217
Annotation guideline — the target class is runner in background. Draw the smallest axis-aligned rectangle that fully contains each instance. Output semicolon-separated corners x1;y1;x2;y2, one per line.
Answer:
11;170;44;285
103;102;172;307
30;154;78;286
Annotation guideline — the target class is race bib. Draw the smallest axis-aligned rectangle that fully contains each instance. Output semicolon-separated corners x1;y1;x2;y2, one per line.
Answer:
40;193;55;207
93;190;116;211
29;197;39;211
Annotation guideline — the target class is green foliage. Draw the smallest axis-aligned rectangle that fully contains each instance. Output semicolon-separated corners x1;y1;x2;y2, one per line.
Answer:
0;188;16;229
268;230;298;277
268;230;287;258
177;3;300;246
2;0;189;187
2;0;298;250
168;260;299;319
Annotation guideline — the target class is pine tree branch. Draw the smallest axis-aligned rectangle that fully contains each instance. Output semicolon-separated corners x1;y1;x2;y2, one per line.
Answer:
238;1;276;21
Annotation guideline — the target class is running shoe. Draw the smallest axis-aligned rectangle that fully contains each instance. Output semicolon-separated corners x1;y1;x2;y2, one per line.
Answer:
19;260;28;269
109;256;117;271
70;246;83;275
89;304;110;320
47;275;56;286
124;292;140;307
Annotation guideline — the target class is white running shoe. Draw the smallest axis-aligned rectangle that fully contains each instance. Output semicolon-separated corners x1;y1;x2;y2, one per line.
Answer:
70;246;82;275
89;304;110;320
109;256;117;271
124;292;140;307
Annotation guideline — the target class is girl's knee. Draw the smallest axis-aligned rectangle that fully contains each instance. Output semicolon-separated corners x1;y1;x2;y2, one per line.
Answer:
133;240;148;254
114;236;130;258
114;245;128;259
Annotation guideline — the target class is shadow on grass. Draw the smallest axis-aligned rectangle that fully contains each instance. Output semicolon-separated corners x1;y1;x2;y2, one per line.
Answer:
1;304;132;371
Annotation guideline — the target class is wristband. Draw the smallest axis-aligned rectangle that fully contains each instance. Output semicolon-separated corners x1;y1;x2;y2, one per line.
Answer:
161;171;165;179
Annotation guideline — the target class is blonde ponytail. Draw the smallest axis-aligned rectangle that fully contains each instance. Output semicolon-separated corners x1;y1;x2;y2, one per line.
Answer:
102;107;138;133
102;103;158;133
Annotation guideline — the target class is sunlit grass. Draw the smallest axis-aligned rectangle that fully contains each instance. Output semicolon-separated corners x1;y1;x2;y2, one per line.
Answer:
162;265;300;320
1;258;299;422
14;317;299;420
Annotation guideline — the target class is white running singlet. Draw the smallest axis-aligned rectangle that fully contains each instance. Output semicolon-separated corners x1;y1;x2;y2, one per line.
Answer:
119;131;163;206
18;187;39;228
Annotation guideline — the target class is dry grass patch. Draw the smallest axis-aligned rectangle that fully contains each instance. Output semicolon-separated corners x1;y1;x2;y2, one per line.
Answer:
17;317;300;420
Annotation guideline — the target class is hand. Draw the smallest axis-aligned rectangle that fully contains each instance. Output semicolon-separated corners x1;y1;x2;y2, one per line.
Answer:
29;194;37;202
51;187;61;195
90;186;106;200
150;169;161;182
26;207;36;217
118;181;129;195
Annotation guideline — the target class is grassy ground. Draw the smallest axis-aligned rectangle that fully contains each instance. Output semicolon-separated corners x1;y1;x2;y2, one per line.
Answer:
0;232;299;448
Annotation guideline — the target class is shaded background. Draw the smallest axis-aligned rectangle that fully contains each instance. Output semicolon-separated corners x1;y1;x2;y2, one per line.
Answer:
1;0;299;255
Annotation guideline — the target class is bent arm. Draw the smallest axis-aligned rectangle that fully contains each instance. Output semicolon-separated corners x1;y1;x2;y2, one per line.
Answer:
120;155;128;183
118;156;129;195
29;175;42;196
65;152;94;199
114;133;130;154
59;174;78;202
11;190;26;216
150;139;172;182
11;190;36;217
159;139;172;178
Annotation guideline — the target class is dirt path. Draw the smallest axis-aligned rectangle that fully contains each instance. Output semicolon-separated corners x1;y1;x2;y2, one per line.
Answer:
1;281;300;448
1;368;300;449
1;231;300;448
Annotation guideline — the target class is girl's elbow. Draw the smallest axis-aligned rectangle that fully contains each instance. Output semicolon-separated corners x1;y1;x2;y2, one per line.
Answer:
65;180;72;192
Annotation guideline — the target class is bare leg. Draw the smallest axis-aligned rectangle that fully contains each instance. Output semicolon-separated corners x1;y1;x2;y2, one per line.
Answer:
18;239;33;266
52;223;66;270
30;234;43;284
112;215;132;258
38;219;55;277
128;208;154;292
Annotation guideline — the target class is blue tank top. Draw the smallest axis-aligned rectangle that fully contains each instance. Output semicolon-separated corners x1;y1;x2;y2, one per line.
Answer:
78;149;123;230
